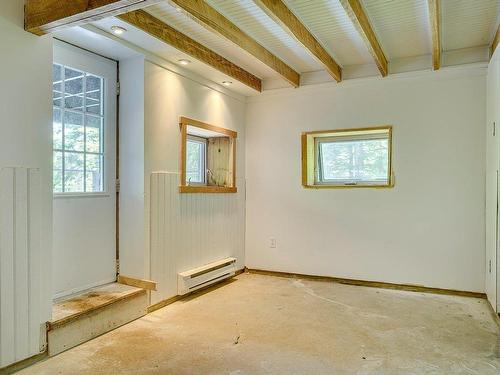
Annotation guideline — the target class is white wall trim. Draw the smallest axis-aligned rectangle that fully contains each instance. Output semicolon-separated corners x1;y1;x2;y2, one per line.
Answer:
261;48;489;93
250;63;488;103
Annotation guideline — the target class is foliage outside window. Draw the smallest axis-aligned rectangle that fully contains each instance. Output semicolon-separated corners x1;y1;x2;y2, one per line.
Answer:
53;64;105;193
302;126;393;188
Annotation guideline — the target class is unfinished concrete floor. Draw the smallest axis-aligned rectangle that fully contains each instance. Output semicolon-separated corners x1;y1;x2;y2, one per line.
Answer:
19;273;500;374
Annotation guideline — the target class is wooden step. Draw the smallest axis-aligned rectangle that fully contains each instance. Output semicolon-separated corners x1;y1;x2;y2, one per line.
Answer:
48;283;148;356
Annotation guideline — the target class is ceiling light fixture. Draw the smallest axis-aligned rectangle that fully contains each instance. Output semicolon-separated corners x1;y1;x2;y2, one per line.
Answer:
178;59;191;65
222;81;232;86
111;26;127;35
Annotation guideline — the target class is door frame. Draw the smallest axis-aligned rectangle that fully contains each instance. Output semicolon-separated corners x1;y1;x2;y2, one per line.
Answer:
52;40;119;298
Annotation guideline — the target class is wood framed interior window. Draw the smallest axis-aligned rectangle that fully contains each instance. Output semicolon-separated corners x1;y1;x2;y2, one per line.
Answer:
179;117;237;193
302;126;394;189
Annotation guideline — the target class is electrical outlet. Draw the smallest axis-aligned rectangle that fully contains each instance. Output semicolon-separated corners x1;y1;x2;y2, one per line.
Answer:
270;238;277;248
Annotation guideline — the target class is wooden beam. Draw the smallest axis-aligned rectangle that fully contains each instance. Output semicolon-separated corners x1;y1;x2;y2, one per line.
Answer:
339;0;388;77
170;0;300;88
427;0;441;70
118;10;262;92
492;24;500;58
25;0;160;35
253;0;341;82
117;275;157;291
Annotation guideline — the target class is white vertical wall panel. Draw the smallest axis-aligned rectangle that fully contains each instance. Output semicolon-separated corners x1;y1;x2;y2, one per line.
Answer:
485;47;500;312
0;168;44;367
150;172;245;303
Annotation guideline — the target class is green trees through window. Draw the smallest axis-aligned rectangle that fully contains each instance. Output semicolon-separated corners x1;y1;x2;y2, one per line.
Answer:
52;64;104;193
319;138;388;182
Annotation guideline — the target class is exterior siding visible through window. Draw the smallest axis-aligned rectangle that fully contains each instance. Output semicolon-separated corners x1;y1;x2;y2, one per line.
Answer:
186;135;207;185
52;64;105;193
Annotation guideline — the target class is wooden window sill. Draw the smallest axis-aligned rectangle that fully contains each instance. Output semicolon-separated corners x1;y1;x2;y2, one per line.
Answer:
179;185;237;193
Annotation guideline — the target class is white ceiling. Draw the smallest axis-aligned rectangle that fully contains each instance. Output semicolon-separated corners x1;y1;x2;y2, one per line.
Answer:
441;0;500;51
363;0;432;60
284;0;374;67
89;15;259;96
206;0;323;72
54;0;500;97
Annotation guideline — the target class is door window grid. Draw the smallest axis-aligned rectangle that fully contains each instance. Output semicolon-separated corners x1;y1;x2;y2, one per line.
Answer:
53;64;105;193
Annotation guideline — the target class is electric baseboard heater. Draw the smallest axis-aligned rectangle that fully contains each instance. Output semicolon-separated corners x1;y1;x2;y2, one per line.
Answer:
177;257;237;295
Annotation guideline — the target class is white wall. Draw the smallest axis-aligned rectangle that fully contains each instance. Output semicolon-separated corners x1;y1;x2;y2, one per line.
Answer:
486;48;500;311
246;68;487;293
0;0;52;367
120;61;246;302
119;57;146;279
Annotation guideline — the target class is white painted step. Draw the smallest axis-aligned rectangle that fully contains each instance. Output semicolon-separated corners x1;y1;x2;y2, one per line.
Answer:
48;283;148;356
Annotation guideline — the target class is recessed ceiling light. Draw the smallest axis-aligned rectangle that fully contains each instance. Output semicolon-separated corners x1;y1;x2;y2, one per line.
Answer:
111;26;127;35
222;81;232;86
178;59;191;65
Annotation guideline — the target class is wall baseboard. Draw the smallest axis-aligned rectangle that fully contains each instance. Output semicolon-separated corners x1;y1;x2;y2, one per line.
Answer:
147;268;245;313
486;301;500;328
0;351;47;375
245;268;486;299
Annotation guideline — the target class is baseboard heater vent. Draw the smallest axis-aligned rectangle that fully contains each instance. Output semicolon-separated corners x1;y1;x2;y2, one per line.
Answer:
178;257;236;295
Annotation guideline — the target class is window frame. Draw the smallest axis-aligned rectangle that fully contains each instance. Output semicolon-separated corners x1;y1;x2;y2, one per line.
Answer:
302;126;393;189
52;63;106;196
179;117;237;194
186;134;208;185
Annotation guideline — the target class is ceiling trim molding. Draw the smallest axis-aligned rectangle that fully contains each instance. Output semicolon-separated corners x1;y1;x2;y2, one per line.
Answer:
253;0;342;82
118;9;262;92
252;62;487;102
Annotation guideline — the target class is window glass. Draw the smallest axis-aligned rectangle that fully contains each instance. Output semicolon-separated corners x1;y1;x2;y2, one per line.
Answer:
186;138;206;184
86;75;102;115
52;63;105;193
318;138;389;183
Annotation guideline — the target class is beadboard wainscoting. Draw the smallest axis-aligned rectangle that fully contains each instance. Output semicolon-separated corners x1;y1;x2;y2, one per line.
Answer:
0;167;46;367
149;172;245;304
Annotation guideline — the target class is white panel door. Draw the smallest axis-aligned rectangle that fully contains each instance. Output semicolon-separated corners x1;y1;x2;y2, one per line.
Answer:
52;41;117;298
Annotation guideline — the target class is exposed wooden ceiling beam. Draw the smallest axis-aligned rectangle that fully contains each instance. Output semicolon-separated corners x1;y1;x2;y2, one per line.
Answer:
427;0;441;70
118;10;262;92
25;0;160;35
492;24;500;58
253;0;341;82
339;0;388;77
169;0;300;88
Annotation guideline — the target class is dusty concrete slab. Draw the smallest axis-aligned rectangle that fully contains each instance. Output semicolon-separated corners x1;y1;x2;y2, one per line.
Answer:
18;273;500;374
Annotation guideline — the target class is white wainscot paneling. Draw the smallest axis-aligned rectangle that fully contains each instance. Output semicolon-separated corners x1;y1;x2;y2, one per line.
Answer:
0;167;45;367
149;172;245;304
